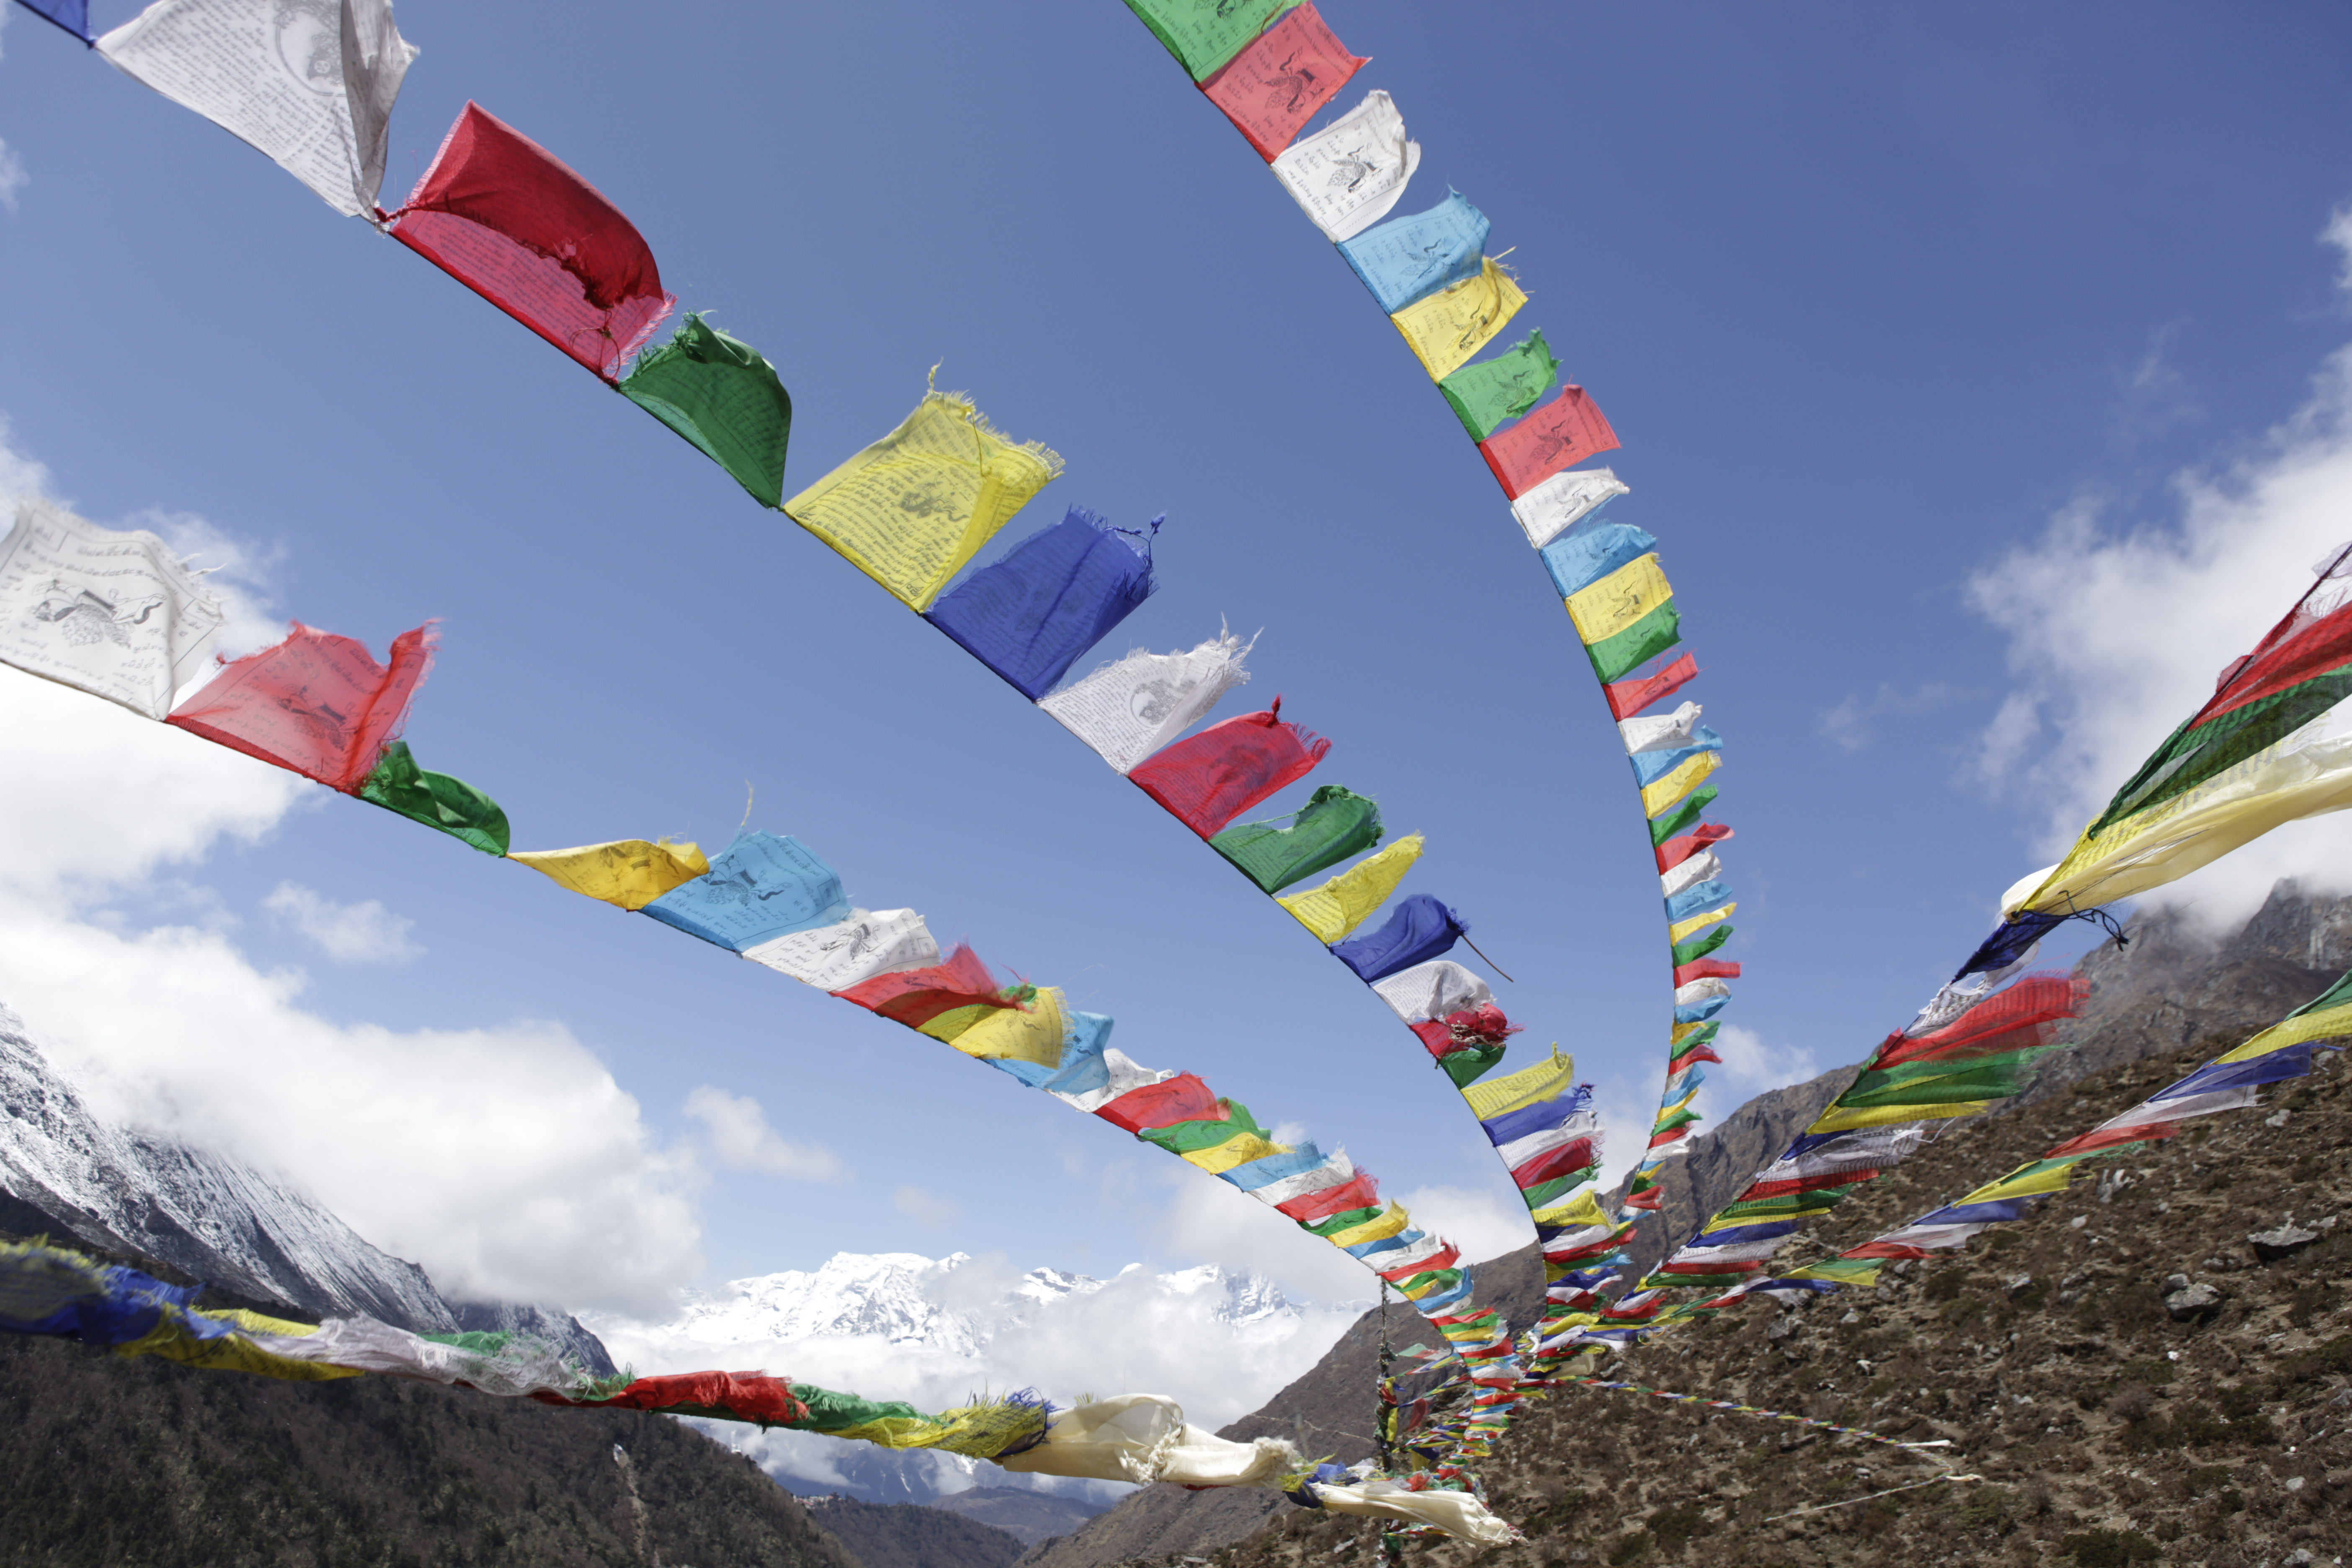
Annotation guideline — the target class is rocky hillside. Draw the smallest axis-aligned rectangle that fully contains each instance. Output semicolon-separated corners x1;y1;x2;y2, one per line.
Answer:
1029;883;2352;1568
803;1496;1026;1568
931;1487;1110;1546
0;1230;863;1568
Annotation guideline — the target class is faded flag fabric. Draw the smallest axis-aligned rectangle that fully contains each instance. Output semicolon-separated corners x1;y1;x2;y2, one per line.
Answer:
1389;260;1527;382
1269;90;1420;242
1120;0;1300;82
1337;189;1489;315
642;831;851;952
167;620;431;790
0;500;223;719
1478;387;1620;499
1038;631;1252;773
1199;1;1363;160
96;0;417;217
1510;467;1629;549
743;908;940;991
387;102;673;382
785;391;1063;611
1439;331;1560;441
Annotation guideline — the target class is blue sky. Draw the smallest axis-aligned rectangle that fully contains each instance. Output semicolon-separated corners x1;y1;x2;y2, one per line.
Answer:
2;0;2351;1318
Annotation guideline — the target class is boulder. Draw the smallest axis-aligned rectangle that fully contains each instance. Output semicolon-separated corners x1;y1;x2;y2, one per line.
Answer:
2248;1224;2320;1263
2164;1282;2225;1322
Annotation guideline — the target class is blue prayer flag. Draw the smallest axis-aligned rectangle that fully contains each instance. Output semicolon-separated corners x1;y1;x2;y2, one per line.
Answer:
1633;729;1725;787
1665;878;1734;923
1540;520;1656;599
1479;1083;1594;1147
642;831;850;952
925;508;1157;700
1335;190;1490;315
1331;893;1468;982
13;0;90;42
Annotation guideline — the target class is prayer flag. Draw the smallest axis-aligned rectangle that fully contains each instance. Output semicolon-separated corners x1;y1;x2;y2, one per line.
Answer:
925;508;1157;700
1121;0;1299;81
1479;388;1619;500
1372;960;1493;1024
1329;892;1466;982
1439;331;1559;441
387;103;673;382
835;944;1009;1028
509;838;710;912
1389;260;1527;382
785;391;1062;611
1095;1072;1218;1134
951;986;1067;1069
1039;630;1252;773
1277;834;1423;942
1211;784;1382;892
619;314;792;508
1130;704;1329;837
356;740;507;855
743;909;940;990
1608;651;1700;723
1568;553;1674;655
1510;467;1627;549
1544;520;1658;601
0;500;223;719
1269;90;1420;242
642;831;850;952
168;620;430;791
14;0;89;41
1336;189;1488;315
95;0;416;216
1199;2;1363;160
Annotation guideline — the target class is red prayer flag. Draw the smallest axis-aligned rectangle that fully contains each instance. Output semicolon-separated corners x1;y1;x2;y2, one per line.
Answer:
1198;2;1366;161
831;944;1011;1029
1656;824;1733;872
1378;1243;1458;1282
1477;387;1620;500
1620;1186;1665;1211
387;103;674;383
1095;1073;1218;1134
1277;1170;1382;1222
2045;1123;2172;1159
168;622;432;792
2194;591;2352;728
1510;1138;1597;1191
1673;957;1741;988
1871;975;2085;1069
1841;1242;1937;1260
1669;1043;1725;1071
1605;651;1700;721
1736;1169;1871;1202
1128;702;1330;838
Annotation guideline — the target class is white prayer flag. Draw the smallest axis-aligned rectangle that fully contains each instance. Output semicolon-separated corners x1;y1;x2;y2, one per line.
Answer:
1038;630;1251;774
1510;467;1629;548
1659;851;1722;900
1270;90;1421;242
97;0;418;218
1619;701;1702;755
0;500;224;719
1371;960;1493;1024
741;908;939;991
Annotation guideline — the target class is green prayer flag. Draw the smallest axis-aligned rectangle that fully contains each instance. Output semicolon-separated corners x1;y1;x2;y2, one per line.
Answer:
1649;787;1718;846
1120;0;1298;80
1669;923;1733;969
788;1384;924;1431
1304;1204;1386;1238
1137;1100;1270;1155
1841;1047;2050;1108
1438;331;1561;441
1519;1168;1598;1210
1588;600;1681;684
358;742;510;856
620;314;793;508
1210;785;1383;893
1439;1042;1507;1089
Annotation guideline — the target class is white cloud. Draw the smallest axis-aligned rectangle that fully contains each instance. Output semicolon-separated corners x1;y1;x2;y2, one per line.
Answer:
893;1184;963;1229
1703;1024;1824;1114
263;881;422;966
0;140;24;216
0;418;701;1317
1390;1183;1532;1267
0;413;55;517
1967;209;2352;931
683;1086;846;1182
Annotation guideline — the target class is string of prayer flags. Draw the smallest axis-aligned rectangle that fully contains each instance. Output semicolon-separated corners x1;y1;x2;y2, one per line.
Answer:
509;838;709;911
385;103;673;383
1337;189;1489;316
167;620;431;791
0;500;224;720
1199;1;1364;161
925;508;1159;700
1211;784;1382;892
1390;260;1528;383
1479;386;1620;499
1994;539;2352;923
1121;0;1300;82
784;390;1063;612
356;740;508;855
13;0;90;41
1277;833;1423;942
744;908;940;991
641;831;850;952
1270;90;1420;242
618;314;793;508
1130;703;1331;837
1330;892;1467;982
1039;629;1254;773
95;0;418;218
1440;332;1561;442
1511;468;1631;551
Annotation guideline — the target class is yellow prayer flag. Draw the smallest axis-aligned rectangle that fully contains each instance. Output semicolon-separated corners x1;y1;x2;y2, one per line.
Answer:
1326;1203;1412;1250
1527;1188;1612;1230
1954;1160;2082;1208
949;987;1067;1068
1388;259;1528;381
1184;1132;1289;1175
1641;751;1720;818
784;391;1063;611
119;1314;360;1382
1669;903;1735;944
1806;1099;1994;1135
1277;834;1424;943
509;838;710;911
1461;1045;1576;1121
2218;997;2352;1063
1565;554;1672;646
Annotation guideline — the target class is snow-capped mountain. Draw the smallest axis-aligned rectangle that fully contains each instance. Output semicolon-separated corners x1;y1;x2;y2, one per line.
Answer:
0;998;610;1370
589;1251;1364;1505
